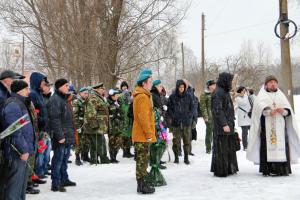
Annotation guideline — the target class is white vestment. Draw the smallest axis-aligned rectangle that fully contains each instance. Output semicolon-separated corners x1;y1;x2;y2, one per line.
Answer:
246;87;300;164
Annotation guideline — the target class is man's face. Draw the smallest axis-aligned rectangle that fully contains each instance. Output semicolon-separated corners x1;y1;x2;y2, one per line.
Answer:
112;94;119;101
18;87;30;97
209;84;216;92
96;88;105;95
59;83;70;94
266;80;278;92
143;77;153;91
80;91;89;99
178;84;185;94
40;79;47;91
2;77;14;89
43;85;51;95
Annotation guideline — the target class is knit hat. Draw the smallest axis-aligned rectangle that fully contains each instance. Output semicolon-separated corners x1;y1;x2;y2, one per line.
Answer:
79;87;88;93
136;68;152;84
0;70;25;80
55;78;69;90
265;75;278;85
206;79;216;88
152;79;161;87
11;80;29;93
92;82;105;89
120;81;129;90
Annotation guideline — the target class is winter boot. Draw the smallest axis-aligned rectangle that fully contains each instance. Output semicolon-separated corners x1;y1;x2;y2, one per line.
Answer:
82;152;90;162
75;153;83;166
174;152;179;164
184;154;190;165
137;179;155;194
110;152;119;163
100;156;111;164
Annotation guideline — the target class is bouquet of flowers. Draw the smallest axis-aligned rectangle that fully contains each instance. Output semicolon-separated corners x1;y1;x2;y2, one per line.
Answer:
146;109;167;187
0;114;30;140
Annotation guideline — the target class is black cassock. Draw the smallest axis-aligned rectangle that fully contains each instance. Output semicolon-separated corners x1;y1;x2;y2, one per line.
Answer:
259;109;292;176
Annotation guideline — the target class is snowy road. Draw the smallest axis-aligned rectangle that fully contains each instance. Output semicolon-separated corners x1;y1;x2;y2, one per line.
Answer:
28;96;300;200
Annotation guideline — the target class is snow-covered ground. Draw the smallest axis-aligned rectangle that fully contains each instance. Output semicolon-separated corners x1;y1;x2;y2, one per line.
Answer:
28;96;300;200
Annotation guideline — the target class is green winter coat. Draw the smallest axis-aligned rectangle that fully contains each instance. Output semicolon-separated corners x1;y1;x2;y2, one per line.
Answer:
83;90;109;135
119;91;132;138
200;90;212;121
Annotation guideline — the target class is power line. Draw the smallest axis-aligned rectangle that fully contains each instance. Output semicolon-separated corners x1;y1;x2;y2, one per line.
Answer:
206;15;300;38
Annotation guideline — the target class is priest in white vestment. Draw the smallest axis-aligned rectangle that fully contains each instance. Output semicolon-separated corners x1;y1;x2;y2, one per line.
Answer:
247;75;300;176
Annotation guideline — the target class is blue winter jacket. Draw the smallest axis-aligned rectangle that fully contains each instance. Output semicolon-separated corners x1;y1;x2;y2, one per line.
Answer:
2;93;35;160
29;72;48;132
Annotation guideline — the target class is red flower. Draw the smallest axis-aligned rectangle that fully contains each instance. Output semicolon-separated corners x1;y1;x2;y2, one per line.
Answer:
35;109;40;114
19;118;27;125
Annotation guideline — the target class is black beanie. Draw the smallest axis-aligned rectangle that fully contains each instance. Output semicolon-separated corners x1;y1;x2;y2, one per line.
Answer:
55;78;68;90
11;80;28;93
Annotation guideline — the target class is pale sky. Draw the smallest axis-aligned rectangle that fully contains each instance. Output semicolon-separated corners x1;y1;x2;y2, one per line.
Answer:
179;0;300;62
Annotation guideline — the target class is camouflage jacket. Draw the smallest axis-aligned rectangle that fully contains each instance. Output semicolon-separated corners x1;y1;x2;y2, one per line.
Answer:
108;98;123;135
200;90;212;121
118;91;132;137
83;90;109;135
72;95;86;131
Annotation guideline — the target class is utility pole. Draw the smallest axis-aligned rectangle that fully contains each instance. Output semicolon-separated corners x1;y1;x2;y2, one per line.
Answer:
22;35;25;75
279;0;294;108
181;42;185;78
201;13;205;88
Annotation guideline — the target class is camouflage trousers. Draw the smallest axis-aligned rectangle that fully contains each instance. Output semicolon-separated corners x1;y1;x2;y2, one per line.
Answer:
75;133;90;155
88;134;108;163
134;142;150;180
108;134;123;155
122;137;132;152
172;126;191;155
205;121;213;152
27;156;35;183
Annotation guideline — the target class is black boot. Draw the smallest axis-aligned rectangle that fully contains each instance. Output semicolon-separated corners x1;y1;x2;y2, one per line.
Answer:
184;154;190;165
137;179;155;194
110;151;119;163
26;183;40;194
82;152;90;162
174;152;179;164
75;153;83;166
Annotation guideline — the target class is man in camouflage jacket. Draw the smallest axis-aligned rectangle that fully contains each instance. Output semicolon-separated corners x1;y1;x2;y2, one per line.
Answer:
83;83;110;164
73;87;89;165
200;80;216;153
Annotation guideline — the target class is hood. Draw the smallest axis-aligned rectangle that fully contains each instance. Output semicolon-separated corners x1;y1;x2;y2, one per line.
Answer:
217;72;234;92
175;79;186;95
30;72;47;91
133;86;151;98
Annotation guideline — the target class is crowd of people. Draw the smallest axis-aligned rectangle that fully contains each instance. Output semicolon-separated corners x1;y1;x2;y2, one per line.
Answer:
0;68;300;199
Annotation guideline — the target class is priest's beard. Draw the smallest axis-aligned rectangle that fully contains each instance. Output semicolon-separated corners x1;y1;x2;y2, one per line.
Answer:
266;86;278;92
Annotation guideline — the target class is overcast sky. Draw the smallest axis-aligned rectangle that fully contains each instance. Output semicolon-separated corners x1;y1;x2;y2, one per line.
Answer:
178;0;300;62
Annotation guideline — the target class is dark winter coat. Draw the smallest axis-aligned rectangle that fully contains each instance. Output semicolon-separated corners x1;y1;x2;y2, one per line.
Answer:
47;90;75;146
0;82;11;132
1;93;35;160
167;80;194;128
151;86;163;111
29;72;48;132
211;72;235;136
186;86;199;123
